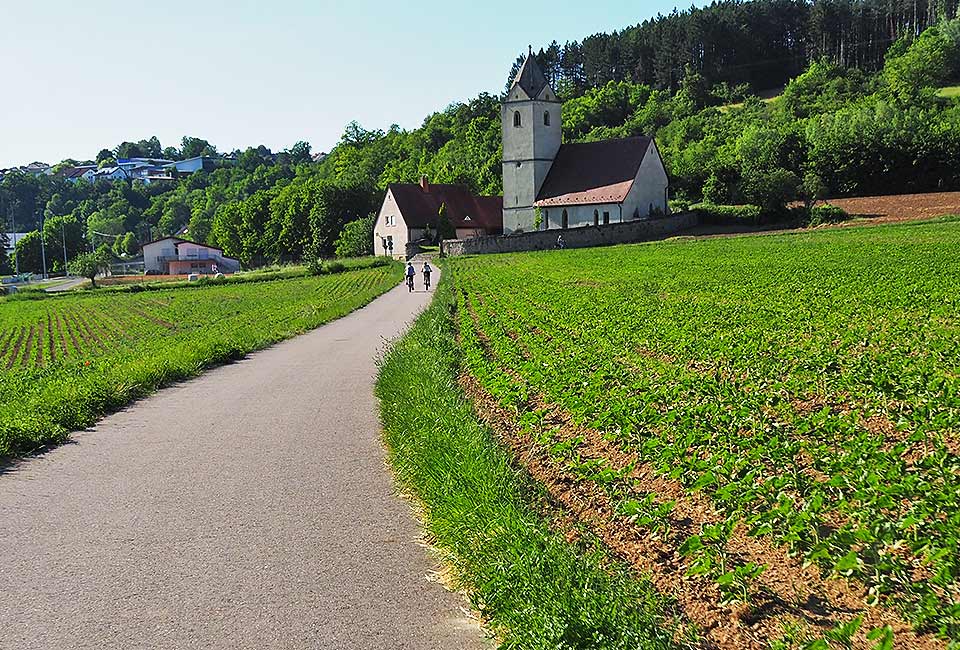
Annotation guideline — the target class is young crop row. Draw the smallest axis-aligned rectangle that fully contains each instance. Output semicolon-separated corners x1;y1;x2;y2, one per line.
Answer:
0;264;400;458
449;221;960;648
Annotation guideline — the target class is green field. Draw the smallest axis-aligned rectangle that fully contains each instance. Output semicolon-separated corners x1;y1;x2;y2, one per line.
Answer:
442;220;959;648
0;264;400;458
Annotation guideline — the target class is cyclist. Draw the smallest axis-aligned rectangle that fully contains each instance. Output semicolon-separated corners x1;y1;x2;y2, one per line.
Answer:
405;262;416;292
422;262;432;290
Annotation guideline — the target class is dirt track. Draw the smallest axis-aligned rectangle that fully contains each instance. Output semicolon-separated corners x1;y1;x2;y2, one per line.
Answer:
0;268;486;649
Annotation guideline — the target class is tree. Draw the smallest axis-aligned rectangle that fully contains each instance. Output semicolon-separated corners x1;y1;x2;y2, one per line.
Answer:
68;247;111;288
181;136;216;159
333;214;375;258
96;149;114;164
14;231;45;274
436;202;456;241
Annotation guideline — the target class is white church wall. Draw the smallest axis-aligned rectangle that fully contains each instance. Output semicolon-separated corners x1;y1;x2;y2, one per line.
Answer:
542;203;621;230
621;141;670;220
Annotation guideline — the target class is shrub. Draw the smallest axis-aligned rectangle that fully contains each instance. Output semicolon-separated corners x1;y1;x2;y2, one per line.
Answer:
808;203;849;226
668;198;690;213
325;261;345;273
691;203;763;225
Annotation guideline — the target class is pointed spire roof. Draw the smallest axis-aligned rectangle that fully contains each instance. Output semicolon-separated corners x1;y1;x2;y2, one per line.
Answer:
510;46;550;99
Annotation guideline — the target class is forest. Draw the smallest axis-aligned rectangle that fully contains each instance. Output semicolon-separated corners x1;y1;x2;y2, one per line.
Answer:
2;0;959;274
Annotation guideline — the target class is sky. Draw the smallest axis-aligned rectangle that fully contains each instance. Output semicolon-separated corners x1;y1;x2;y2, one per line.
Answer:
0;0;698;168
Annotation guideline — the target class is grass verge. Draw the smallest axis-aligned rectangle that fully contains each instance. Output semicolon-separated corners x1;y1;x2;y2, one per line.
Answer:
375;276;690;650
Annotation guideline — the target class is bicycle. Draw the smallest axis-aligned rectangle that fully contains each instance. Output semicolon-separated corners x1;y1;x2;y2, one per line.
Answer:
423;272;431;291
406;275;415;292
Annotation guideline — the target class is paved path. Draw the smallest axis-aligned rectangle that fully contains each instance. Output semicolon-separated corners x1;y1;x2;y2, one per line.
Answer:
0;267;485;650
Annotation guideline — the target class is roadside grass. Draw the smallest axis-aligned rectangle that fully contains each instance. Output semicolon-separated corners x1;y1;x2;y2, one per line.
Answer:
938;84;960;98
2;256;393;302
376;278;690;650
0;263;402;459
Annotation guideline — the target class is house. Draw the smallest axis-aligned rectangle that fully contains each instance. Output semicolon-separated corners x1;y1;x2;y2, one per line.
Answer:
163;156;227;175
58;165;98;183
92;166;130;182
373;177;503;257
142;237;240;275
502;50;668;233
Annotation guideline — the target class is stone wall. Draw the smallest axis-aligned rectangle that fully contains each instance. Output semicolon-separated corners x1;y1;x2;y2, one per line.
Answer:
441;212;698;256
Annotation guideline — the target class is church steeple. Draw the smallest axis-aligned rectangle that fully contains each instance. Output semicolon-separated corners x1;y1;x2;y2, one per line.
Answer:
501;46;562;234
509;47;552;100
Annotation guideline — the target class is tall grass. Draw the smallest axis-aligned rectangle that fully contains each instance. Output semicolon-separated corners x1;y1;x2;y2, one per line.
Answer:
376;278;687;650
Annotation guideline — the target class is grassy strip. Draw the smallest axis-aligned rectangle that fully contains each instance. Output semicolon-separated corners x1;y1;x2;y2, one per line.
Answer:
1;256;394;302
375;277;688;650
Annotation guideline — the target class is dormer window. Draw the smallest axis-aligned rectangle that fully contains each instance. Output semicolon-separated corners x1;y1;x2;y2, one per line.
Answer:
513;111;522;128
543;111;550;126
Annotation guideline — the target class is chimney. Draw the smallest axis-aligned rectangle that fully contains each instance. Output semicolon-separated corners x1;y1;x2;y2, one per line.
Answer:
420;175;429;191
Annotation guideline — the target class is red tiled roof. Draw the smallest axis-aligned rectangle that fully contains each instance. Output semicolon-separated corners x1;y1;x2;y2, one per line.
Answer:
535;136;654;207
389;183;503;233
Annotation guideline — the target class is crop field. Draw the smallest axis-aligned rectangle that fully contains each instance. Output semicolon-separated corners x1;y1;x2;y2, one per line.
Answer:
450;219;960;649
0;264;399;458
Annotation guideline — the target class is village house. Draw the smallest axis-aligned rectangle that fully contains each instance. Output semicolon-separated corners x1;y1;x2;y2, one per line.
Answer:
141;237;241;275
373;178;502;258
502;49;669;233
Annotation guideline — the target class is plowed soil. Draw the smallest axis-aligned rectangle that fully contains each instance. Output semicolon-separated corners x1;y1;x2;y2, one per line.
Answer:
827;191;960;222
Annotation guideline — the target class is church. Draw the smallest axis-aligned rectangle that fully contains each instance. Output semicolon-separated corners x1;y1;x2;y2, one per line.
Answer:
373;49;669;256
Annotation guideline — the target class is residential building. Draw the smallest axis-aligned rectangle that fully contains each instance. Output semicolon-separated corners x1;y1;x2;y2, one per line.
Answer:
373;177;503;258
142;237;240;275
163;156;228;175
502;50;669;233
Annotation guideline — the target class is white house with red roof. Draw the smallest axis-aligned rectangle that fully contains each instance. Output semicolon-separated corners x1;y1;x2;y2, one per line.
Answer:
373;177;502;258
502;49;669;233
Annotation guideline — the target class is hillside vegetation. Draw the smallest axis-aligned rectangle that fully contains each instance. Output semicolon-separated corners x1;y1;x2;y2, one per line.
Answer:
4;4;960;276
0;264;400;458
394;219;960;649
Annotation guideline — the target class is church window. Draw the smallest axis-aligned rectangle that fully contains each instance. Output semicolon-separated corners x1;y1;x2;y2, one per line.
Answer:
513;111;522;127
543;209;549;229
561;209;569;229
603;211;610;225
543;111;550;126
593;209;599;226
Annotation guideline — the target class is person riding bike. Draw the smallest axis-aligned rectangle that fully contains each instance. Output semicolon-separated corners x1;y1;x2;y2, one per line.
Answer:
405;262;416;292
422;262;432;291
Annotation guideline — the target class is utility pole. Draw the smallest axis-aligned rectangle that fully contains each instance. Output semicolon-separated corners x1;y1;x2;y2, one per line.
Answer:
38;204;48;280
61;219;68;275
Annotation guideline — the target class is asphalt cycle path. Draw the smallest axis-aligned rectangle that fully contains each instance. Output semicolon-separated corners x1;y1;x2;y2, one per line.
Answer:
0;266;486;649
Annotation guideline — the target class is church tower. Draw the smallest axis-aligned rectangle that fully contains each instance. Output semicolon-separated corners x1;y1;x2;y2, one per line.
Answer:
502;48;562;233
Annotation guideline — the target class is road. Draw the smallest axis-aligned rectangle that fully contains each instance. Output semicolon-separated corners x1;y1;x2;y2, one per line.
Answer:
0;266;485;650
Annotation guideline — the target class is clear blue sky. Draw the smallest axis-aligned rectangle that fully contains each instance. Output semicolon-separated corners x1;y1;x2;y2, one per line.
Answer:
0;0;697;167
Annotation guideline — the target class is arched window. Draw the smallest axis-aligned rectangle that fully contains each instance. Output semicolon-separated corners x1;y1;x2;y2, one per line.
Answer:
513;111;521;127
543;111;551;126
543;209;549;229
561;209;568;229
593;209;599;226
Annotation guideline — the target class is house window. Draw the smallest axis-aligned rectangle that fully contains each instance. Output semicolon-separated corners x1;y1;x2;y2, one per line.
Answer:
603;211;610;225
513;111;521;127
543;111;550;126
561;209;568;229
593;209;599;226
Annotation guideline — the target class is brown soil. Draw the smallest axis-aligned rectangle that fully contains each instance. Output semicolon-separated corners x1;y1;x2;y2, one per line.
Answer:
824;192;960;223
5;327;25;369
131;307;175;330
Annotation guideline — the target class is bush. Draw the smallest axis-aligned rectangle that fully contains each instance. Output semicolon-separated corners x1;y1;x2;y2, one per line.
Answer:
668;198;690;213
306;257;324;275
808;203;849;226
691;203;763;225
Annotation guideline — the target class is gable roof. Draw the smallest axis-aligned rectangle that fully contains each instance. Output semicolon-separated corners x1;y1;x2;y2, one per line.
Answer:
535;136;655;207
510;52;550;99
388;183;503;232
